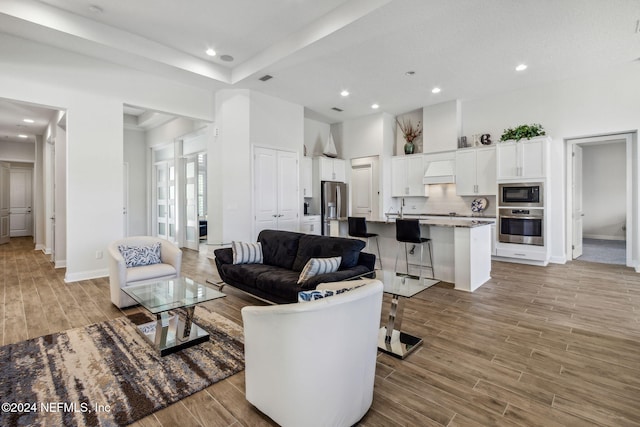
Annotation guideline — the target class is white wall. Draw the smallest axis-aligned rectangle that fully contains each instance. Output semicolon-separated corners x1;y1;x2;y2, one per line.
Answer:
336;112;395;219
0;33;215;281
209;90;303;245
461;64;640;264
396;108;422;155
34;135;44;251
146;117;208;148
0;141;35;162
423;100;461;154
123;129;147;236
304;118;330;157
250;91;304;153
55;123;66;268
583;142;626;240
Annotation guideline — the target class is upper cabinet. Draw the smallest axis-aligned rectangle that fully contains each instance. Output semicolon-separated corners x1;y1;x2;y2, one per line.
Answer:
391;155;427;197
456;146;497;196
496;137;549;181
317;157;345;182
301;156;313;197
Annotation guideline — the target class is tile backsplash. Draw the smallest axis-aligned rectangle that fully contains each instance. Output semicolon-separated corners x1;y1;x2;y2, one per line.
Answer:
392;184;496;217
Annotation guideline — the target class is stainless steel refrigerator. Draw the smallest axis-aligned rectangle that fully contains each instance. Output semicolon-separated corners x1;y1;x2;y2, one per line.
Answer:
321;181;347;235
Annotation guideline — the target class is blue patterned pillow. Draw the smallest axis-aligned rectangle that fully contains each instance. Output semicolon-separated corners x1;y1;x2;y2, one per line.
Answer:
118;242;162;268
298;284;363;302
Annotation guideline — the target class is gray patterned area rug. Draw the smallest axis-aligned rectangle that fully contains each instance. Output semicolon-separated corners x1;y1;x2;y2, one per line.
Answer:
0;307;244;427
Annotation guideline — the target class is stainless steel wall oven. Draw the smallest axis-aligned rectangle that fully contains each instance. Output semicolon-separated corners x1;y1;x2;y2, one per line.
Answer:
498;208;544;246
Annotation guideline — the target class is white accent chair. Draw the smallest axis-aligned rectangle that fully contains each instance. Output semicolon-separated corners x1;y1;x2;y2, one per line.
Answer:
107;236;182;308
241;279;383;427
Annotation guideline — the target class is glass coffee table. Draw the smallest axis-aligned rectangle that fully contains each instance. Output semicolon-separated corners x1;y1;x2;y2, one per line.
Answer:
377;270;439;359
122;277;226;356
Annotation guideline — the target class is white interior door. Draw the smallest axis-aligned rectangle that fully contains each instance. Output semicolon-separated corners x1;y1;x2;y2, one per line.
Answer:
0;162;10;244
254;147;278;238
154;162;176;242
276;150;299;232
183;155;199;250
572;144;583;258
9;168;33;237
351;164;373;218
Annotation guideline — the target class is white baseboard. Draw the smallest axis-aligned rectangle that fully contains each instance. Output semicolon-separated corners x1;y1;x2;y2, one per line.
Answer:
64;268;109;283
55;260;66;269
549;255;567;264
35;244;45;251
583;234;625;241
43;247;52;255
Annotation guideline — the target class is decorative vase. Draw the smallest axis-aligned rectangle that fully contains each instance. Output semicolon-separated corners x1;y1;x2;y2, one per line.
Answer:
404;141;414;155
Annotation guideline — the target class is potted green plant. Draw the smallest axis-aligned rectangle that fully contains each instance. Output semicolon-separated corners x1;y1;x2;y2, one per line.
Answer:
500;123;546;142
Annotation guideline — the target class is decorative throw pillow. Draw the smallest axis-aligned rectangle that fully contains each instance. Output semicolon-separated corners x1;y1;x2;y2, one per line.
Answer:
232;241;263;264
298;283;364;302
297;256;341;284
118;242;161;268
298;289;334;302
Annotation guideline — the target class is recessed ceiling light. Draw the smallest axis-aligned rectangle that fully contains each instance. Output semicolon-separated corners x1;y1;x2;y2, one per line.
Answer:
340;90;349;97
371;103;379;109
18;134;28;138
23;118;34;123
515;64;528;71
206;48;216;57
220;54;234;62
431;87;441;94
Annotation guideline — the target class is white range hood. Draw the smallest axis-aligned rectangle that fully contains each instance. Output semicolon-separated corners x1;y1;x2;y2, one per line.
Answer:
423;160;456;184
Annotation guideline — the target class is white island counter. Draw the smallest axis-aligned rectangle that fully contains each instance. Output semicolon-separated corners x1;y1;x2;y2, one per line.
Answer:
331;216;494;292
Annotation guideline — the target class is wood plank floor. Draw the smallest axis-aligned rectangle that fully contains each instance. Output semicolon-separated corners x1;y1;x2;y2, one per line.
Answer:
2;237;640;426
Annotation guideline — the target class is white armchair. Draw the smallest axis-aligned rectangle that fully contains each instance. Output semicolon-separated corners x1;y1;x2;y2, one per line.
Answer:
241;279;384;427
107;236;182;308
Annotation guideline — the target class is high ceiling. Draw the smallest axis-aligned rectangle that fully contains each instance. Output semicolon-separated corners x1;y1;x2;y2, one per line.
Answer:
0;0;638;127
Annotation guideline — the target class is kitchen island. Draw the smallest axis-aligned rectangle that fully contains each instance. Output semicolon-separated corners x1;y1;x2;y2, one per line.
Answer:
331;216;494;292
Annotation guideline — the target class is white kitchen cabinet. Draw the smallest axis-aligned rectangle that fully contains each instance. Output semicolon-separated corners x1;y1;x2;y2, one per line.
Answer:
318;157;345;182
301;156;313;197
496;137;548;180
300;215;321;235
391;155;427;197
455;147;496;196
253;147;299;239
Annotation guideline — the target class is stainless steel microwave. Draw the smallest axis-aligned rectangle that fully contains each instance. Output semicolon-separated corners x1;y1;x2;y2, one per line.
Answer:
499;183;543;208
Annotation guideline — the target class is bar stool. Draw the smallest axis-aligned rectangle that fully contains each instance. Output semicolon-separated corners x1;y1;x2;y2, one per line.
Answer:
348;216;382;269
394;219;434;280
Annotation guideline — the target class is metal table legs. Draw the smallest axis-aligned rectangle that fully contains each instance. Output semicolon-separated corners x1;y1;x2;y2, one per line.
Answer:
378;293;423;359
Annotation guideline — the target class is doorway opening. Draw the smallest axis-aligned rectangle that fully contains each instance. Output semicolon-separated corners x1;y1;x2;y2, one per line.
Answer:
0;97;65;267
350;156;380;220
124;104;212;253
566;132;634;267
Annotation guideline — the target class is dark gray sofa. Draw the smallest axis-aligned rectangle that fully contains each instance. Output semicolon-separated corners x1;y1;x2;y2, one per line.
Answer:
214;229;376;304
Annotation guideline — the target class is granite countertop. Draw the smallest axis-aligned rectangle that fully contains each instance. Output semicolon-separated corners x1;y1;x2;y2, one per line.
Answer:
370;218;493;228
334;216;494;228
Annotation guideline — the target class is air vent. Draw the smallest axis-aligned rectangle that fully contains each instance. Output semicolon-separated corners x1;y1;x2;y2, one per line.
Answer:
259;74;273;81
331;107;343;112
